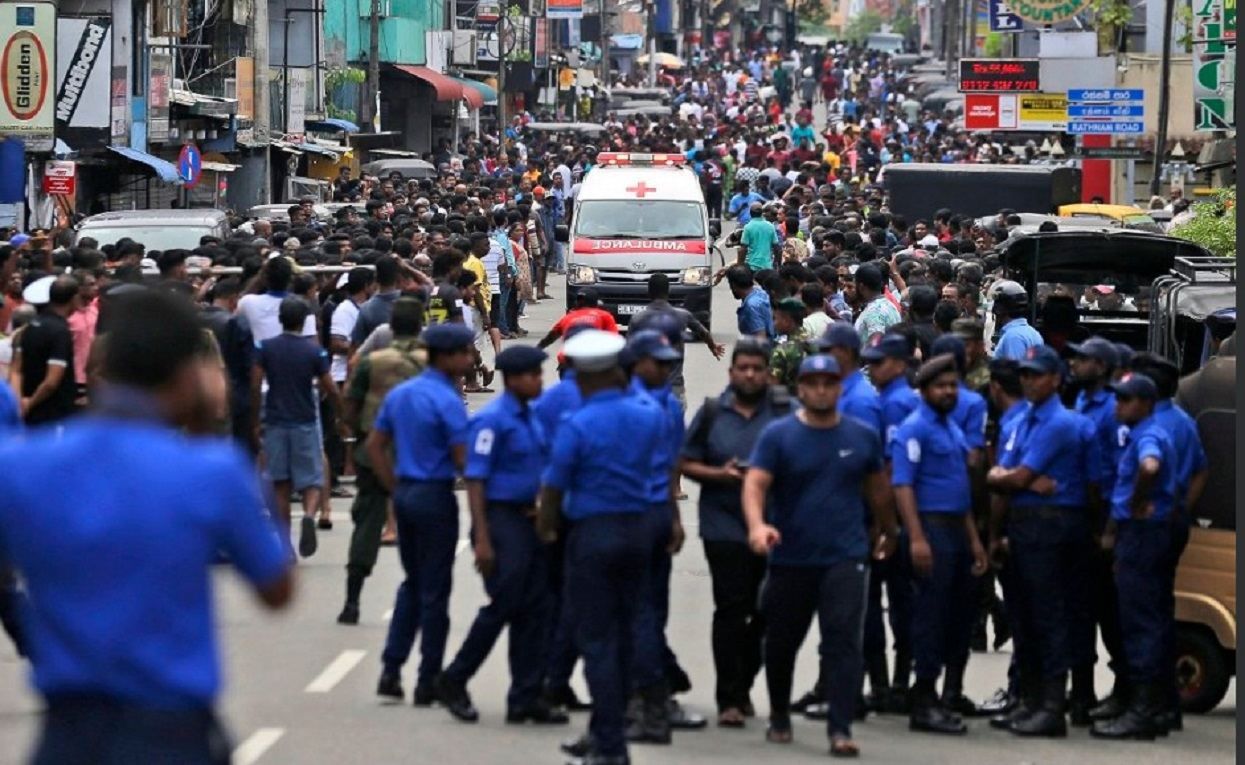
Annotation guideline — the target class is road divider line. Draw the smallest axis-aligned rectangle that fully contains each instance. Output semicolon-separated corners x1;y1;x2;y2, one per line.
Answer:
304;649;367;693
233;727;285;765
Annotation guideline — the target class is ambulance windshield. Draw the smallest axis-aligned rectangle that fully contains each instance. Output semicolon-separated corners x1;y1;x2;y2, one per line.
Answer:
575;201;705;239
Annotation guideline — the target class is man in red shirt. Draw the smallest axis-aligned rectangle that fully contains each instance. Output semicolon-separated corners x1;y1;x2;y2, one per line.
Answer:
536;289;619;350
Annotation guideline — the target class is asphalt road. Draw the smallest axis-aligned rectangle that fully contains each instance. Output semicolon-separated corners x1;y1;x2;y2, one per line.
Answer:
0;273;1234;764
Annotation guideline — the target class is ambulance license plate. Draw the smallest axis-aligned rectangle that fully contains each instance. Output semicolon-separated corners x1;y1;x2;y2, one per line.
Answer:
616;304;645;315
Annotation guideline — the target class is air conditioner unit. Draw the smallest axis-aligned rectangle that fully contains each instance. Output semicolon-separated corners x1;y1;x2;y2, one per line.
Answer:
359;0;392;18
452;30;477;66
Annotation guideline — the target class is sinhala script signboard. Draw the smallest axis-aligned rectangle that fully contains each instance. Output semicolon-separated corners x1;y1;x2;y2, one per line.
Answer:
0;1;55;150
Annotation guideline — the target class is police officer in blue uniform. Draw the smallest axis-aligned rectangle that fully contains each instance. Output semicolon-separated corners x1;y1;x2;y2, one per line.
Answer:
369;322;475;706
795;321;885;719
989;281;1044;361
1091;372;1179;741
892;354;989;735
622;330;692;744
1126;352;1209;732
1067;337;1128;723
434;346;570;725
860;332;920;713
0;289;292;764
538;330;668;765
986;345;1097;738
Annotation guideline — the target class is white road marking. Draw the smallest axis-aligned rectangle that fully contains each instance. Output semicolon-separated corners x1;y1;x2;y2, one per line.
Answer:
233;727;285;765
456;539;469;556
304;649;367;693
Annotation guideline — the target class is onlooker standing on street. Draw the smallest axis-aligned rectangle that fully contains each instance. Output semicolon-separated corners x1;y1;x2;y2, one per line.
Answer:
19;275;80;426
0;288;291;764
252;296;343;558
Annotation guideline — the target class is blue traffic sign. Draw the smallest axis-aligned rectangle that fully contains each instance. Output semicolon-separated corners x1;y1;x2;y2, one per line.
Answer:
1068;121;1145;134
1067;89;1145;102
178;144;203;188
1068;104;1145;118
989;0;1023;31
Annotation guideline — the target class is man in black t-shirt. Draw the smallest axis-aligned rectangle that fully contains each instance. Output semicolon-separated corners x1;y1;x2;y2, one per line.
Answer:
20;276;80;426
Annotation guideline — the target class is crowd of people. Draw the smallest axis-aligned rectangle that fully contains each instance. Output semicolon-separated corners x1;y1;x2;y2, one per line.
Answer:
0;36;1228;765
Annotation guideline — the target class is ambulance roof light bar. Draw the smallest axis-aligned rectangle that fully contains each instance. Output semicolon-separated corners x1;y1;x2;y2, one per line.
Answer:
598;152;687;167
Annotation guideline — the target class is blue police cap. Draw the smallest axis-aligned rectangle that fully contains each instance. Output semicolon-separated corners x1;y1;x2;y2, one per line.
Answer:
797;354;842;379
815;321;861;352
1109;371;1158;400
1017;344;1062;375
1113;342;1135;368
495;345;547;374
861;332;911;362
1067;336;1118;368
625;329;682;362
422;322;475;351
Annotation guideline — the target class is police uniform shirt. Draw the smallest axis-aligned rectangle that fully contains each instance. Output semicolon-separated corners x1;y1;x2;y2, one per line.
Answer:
1110;415;1178;522
1001;395;1096;508
891;403;972;513
877;375;920;453
374;368;469;480
996;401;1027;465
0;389;288;707
749;413;884;567
531;370;583;444
542;389;666;520
992;318;1044;361
1075;387;1123;492
1151;400;1208;504
630;376;684;504
952;382;988;450
839;369;884;438
465;390;547;503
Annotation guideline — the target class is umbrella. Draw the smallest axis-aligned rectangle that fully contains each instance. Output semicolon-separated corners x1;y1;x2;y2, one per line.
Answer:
635;52;685;69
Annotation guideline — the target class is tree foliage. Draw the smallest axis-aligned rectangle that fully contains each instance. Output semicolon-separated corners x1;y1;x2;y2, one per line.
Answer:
843;10;884;44
1171;187;1237;259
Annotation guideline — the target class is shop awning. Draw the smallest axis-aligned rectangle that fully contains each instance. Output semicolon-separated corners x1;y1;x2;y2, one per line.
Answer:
393;65;464;102
451;76;496;107
306;117;361;133
170;89;238;119
107;145;181;184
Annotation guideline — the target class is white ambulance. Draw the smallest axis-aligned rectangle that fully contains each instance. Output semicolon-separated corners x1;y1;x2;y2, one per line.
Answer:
558;152;720;326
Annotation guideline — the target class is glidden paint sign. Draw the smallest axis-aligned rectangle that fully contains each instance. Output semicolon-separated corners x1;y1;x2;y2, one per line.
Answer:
0;1;55;147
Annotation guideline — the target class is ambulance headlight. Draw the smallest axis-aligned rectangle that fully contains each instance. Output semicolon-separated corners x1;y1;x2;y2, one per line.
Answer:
681;266;710;286
568;265;598;285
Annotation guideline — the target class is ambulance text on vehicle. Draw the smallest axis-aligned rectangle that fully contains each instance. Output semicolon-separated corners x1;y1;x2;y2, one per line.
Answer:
561;152;717;326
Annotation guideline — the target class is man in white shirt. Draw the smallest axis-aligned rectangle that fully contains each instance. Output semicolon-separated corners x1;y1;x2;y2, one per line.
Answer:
329;268;375;384
236;256;317;344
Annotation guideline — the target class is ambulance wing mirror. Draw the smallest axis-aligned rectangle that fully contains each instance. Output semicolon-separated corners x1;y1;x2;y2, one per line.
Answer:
708;219;722;239
554;225;569;243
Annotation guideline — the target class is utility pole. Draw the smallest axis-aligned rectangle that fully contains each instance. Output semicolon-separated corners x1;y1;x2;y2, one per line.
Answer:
1150;0;1175;196
944;0;960;81
647;0;658;86
363;0;381;130
253;0;271;202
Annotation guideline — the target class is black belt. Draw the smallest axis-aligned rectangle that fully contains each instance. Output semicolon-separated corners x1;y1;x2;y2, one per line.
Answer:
1010;504;1083;522
919;512;968;528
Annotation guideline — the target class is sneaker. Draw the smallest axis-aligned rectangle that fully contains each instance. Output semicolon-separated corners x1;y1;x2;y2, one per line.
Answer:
299;516;318;557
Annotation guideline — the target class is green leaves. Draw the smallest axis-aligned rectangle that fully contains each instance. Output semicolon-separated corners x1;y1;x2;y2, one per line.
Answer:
1171;187;1237;258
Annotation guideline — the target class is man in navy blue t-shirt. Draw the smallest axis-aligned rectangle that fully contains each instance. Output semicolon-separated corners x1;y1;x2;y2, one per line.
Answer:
252;297;343;558
743;354;898;758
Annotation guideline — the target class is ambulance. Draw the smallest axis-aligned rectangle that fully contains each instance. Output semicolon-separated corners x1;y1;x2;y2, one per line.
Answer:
558;152;720;326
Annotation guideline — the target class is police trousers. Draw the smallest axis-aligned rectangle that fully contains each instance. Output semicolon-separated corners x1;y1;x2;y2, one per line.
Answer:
762;560;869;739
910;514;975;683
566;513;649;758
346;461;390;580
703;539;767;712
381;479;459;688
33;695;230;765
542;534;580;693
632;504;672;694
863;529;912;680
1008;506;1092;680
445;503;551;709
1114;519;1175;685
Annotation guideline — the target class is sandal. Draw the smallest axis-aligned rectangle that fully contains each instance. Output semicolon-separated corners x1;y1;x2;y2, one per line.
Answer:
765;723;793;744
717;708;746;728
829;736;860;758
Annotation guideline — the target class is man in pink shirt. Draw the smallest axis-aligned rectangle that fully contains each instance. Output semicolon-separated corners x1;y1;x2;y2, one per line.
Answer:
67;271;99;394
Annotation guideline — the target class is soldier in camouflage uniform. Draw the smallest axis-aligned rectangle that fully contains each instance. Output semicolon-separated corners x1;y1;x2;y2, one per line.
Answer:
337;297;428;625
769;297;809;392
954;318;991;393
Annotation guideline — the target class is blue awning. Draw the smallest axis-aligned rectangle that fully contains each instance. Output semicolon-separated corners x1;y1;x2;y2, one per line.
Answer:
107;145;181;184
450;76;497;106
306;118;361;133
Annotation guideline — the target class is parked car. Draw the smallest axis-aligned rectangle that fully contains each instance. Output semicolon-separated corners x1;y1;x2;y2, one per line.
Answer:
75;209;230;251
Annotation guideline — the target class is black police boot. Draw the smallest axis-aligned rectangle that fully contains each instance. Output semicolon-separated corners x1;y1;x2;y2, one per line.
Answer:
978;688;1016;718
940;665;981;717
1068;665;1097;727
560;734;595;757
626;684;671;745
507;699;571;725
1091;683;1160;741
864;653;892;713
1089;678;1129;721
885;649;912;714
544;685;592;712
909;679;967;735
412;683;436;707
337;575;364;624
1155;704;1182;735
1010;677;1068;738
991;674;1038;731
433;673;479;722
376;670;404;701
